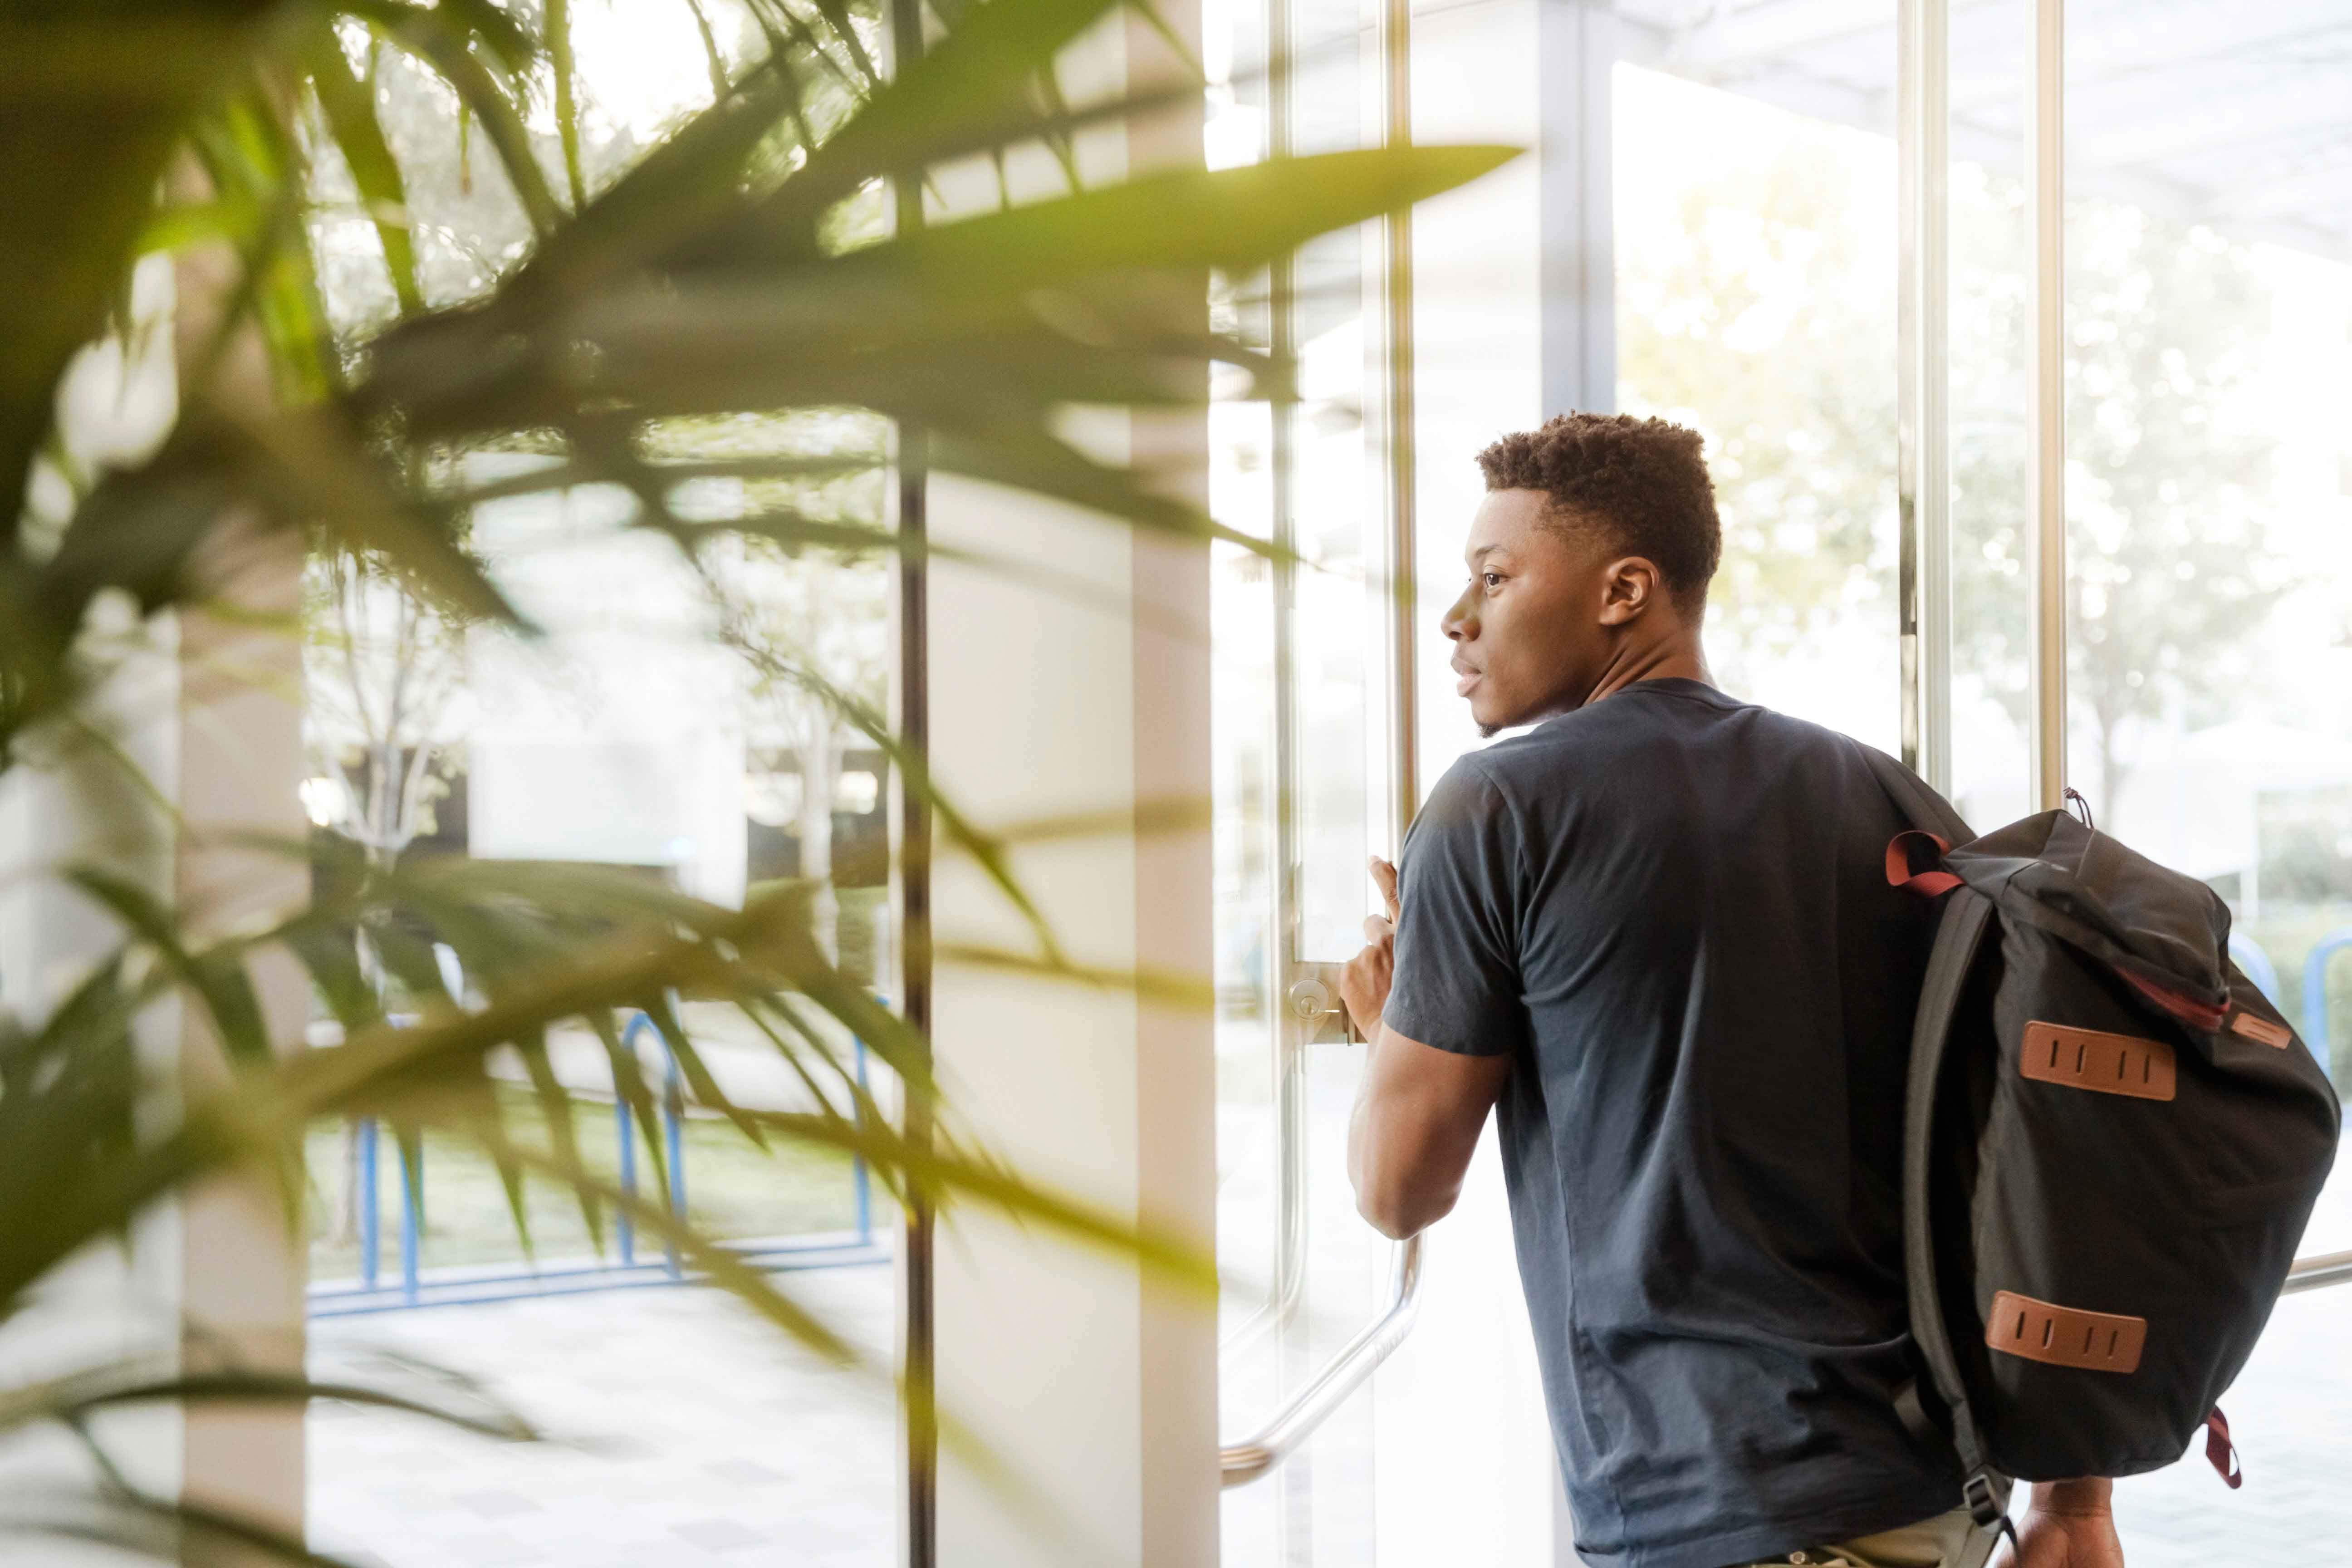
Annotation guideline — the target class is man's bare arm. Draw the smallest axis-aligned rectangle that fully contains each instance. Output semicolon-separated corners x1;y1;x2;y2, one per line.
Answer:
1338;857;1513;1240
1346;1024;1512;1239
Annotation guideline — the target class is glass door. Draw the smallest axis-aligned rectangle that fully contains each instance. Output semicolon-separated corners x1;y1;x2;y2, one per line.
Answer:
1207;0;1417;1560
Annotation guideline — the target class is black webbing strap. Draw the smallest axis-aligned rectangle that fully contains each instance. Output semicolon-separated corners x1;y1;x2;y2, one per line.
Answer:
1855;745;2015;1543
1904;889;2013;1544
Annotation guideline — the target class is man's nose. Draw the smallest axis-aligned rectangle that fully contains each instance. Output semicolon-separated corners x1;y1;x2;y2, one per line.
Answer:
1441;587;1476;642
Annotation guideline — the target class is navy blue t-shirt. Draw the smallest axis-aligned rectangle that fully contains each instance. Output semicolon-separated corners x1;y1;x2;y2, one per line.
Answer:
1383;679;1960;1568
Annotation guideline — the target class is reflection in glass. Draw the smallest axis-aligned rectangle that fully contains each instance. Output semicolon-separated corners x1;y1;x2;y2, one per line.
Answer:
1210;0;1391;1562
1614;39;1901;752
2056;2;2352;1557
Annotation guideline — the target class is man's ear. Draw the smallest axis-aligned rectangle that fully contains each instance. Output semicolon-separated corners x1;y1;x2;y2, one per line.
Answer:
1597;556;1662;627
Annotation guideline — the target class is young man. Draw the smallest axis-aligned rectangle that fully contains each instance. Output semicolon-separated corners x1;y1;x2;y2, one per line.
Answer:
1337;413;2125;1568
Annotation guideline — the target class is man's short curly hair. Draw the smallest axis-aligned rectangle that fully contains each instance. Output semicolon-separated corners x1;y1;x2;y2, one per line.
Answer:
1475;412;1722;620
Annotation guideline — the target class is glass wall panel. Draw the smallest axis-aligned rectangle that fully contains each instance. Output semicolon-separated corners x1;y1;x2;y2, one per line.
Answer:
1613;18;1901;751
1945;0;2035;825
1208;0;1282;1366
2059;3;2352;1557
297;12;901;1563
1209;0;1392;1562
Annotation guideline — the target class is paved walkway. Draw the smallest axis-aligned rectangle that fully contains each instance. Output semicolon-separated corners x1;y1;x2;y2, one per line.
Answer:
2108;1172;2352;1565
305;1177;2352;1566
309;1264;897;1567
2111;1282;2352;1564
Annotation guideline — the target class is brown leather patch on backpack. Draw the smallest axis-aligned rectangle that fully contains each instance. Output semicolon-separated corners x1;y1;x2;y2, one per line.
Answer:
2230;1011;2291;1050
1986;1290;2146;1373
2020;1021;2176;1101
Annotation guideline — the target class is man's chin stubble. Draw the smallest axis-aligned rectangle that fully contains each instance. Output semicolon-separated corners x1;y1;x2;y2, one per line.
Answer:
1478;722;1500;740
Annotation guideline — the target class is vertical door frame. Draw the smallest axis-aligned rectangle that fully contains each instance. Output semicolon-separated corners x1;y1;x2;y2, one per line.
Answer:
1897;0;2068;807
2026;0;2068;811
886;9;935;1568
1382;0;1421;847
1896;0;1952;794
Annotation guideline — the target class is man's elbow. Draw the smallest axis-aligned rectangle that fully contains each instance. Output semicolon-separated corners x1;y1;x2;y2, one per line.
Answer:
1354;1173;1457;1241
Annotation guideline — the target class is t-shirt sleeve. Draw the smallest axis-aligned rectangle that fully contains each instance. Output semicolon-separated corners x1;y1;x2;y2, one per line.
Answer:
1382;756;1526;1058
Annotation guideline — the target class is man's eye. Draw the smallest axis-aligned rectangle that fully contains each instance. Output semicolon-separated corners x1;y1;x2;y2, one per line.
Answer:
1482;573;1504;589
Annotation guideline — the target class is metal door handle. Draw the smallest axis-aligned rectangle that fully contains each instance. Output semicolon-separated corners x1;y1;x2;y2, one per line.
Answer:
1286;967;1362;1044
2284;1249;2352;1294
1218;1234;1422;1488
1218;1245;2344;1491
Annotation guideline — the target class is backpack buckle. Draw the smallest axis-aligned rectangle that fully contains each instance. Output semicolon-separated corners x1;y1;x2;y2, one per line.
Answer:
1962;1470;2019;1555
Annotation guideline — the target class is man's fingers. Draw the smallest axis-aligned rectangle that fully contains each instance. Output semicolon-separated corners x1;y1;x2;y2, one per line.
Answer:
1362;914;1393;945
1370;856;1400;922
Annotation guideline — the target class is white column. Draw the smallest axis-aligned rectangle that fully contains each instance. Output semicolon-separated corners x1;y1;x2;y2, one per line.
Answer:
167;200;310;1563
925;10;1217;1566
0;241;308;1558
173;530;309;1562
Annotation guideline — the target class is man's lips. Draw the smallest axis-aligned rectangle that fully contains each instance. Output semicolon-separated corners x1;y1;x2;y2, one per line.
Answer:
1452;662;1481;696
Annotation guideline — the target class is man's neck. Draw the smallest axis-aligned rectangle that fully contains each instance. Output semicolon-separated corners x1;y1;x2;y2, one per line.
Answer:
1582;633;1711;707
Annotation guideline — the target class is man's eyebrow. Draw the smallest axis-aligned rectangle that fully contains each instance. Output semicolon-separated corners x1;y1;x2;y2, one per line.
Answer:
1465;544;1508;567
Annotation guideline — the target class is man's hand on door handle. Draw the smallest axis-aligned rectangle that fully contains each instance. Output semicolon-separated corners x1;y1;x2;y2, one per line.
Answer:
1339;856;1401;1041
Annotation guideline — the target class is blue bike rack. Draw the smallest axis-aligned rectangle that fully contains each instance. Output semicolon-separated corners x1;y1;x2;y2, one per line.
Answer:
2229;932;2280;1002
398;1132;422;1306
2302;928;2352;1089
314;1006;885;1316
617;1009;689;1279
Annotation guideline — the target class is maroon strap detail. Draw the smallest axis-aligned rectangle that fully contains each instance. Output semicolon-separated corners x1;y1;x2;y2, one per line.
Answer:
2118;967;2231;1032
2205;1408;2243;1490
1886;830;1961;896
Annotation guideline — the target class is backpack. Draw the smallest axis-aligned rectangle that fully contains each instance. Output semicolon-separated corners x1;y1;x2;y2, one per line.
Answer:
1862;749;2341;1535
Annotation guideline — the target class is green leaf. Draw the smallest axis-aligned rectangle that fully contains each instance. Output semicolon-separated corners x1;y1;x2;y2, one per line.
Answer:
235;409;524;626
588;1007;674;1212
309;29;425;315
545;0;588;212
340;0;541;78
394;1122;428;1235
926;421;1260;553
773;0;1127;227
638;990;768;1150
282;916;383;1039
64;868;271;1065
803;0;880;83
935;942;1215;1010
683;0;732;101
373;17;560;236
132;200;240;257
861;145;1520;292
514;1028;603;1249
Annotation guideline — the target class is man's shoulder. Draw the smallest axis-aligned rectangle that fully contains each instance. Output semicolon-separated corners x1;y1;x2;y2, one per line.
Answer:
1467;687;1898;823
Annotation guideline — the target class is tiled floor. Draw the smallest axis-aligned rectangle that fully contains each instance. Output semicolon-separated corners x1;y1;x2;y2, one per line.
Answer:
308;1263;897;1567
305;1182;2352;1568
2109;1277;2352;1565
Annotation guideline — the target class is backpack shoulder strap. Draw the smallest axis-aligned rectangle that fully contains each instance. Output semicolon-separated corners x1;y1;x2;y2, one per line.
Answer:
1859;742;1975;845
1905;887;2004;1505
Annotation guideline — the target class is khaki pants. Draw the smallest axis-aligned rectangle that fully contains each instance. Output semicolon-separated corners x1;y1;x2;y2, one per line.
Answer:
1728;1507;2001;1568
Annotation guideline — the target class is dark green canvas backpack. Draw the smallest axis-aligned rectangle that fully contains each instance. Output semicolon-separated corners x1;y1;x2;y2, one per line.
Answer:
1864;750;2340;1536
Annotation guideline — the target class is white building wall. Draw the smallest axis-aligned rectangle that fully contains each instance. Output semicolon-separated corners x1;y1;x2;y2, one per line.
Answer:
926;11;1219;1567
